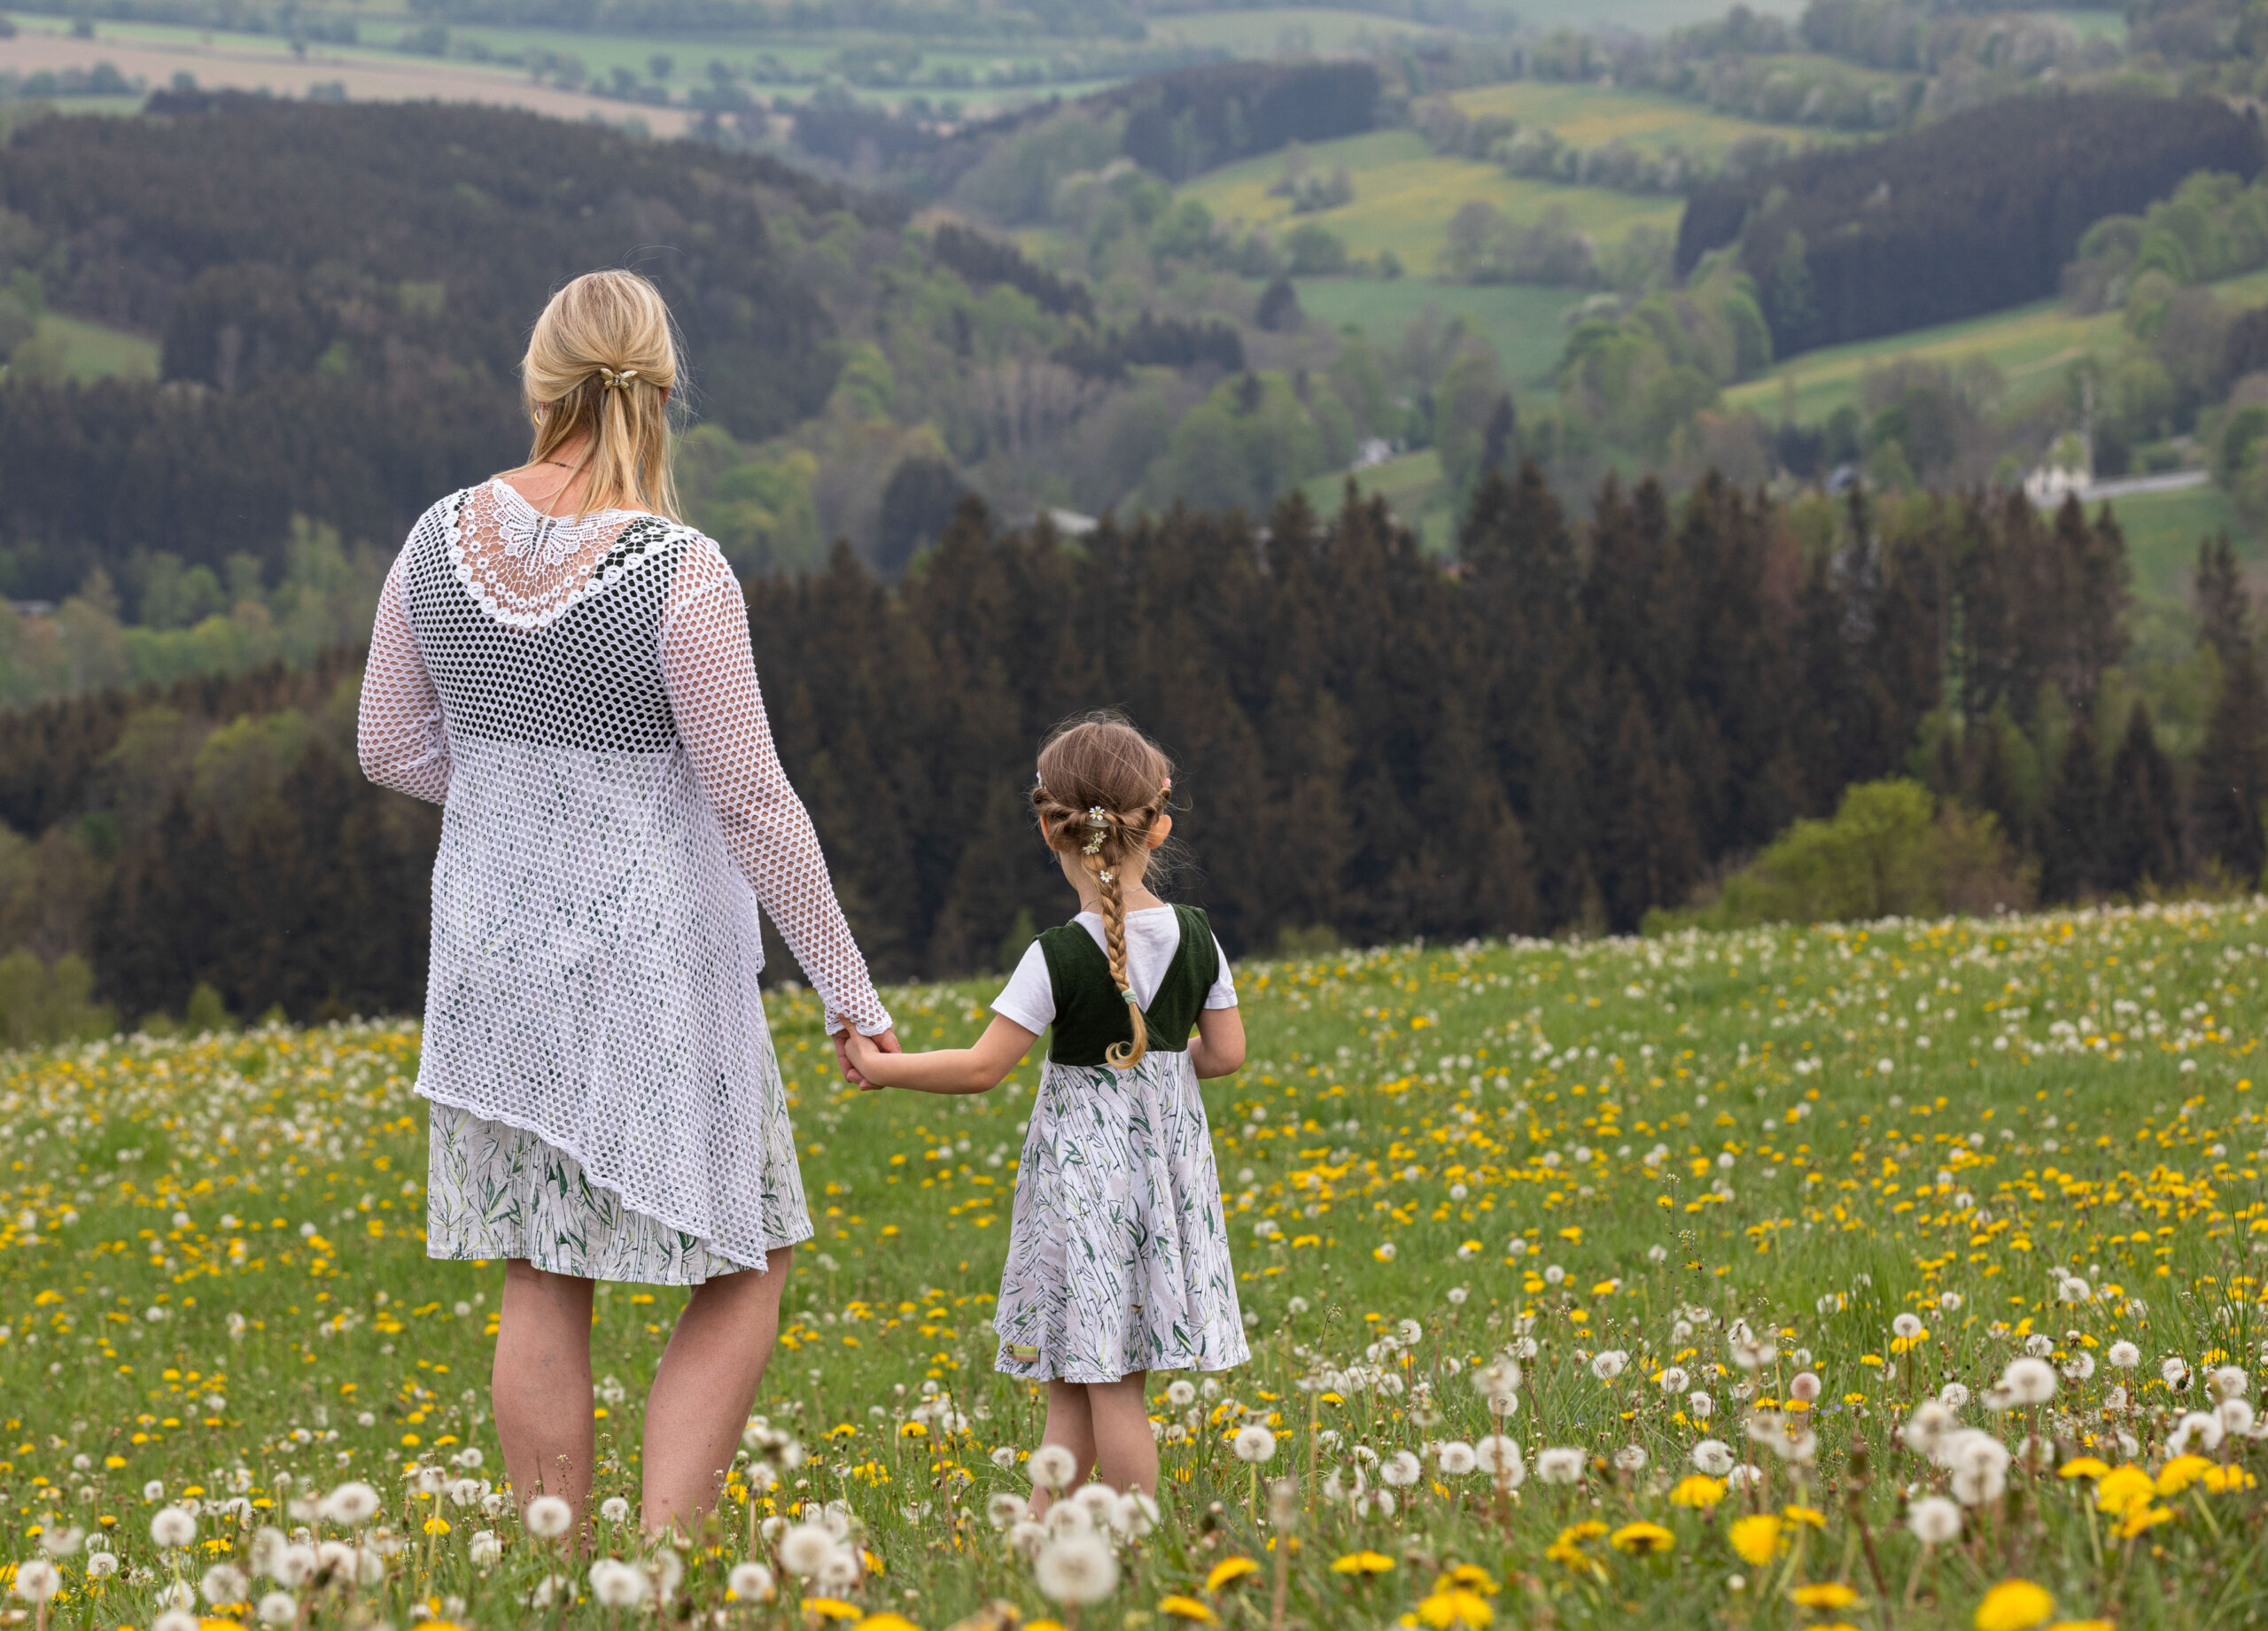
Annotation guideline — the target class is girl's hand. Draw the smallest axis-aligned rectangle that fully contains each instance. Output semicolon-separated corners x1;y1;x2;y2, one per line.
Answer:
843;1015;1037;1096
836;1027;900;1090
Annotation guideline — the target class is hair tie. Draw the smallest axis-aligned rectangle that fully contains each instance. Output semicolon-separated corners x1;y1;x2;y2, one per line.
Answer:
597;366;638;393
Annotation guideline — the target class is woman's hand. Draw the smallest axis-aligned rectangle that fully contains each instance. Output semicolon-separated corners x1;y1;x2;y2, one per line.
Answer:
836;1026;900;1090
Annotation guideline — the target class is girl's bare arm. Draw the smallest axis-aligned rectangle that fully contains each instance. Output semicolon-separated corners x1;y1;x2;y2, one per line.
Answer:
1188;1006;1246;1079
846;1015;1038;1095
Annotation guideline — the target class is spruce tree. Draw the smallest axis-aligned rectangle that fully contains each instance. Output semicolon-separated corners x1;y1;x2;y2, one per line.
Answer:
2102;701;2180;894
2039;715;2107;903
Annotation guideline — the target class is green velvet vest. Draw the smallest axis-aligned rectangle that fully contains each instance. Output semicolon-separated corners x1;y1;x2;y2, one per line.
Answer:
1037;905;1220;1068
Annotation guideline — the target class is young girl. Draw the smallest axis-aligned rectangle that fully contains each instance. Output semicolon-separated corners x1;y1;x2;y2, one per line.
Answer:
845;714;1247;1500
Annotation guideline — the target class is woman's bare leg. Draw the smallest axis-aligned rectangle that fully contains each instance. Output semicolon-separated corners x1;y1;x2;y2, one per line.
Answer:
1089;1371;1156;1496
641;1247;792;1534
493;1260;597;1525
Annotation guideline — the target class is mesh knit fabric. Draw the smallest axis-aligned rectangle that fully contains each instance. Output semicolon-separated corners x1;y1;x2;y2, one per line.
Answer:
358;478;891;1267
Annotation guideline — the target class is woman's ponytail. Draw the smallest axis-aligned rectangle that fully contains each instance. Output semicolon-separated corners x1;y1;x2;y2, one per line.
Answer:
519;271;685;521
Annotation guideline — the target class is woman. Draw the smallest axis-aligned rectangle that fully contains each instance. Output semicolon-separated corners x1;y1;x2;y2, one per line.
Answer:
358;269;897;1534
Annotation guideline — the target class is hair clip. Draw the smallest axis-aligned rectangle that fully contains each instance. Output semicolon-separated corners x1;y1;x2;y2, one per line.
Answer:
597;366;638;392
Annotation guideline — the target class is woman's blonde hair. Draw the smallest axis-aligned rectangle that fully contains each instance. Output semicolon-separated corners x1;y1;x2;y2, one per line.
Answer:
1031;712;1177;1070
519;269;685;521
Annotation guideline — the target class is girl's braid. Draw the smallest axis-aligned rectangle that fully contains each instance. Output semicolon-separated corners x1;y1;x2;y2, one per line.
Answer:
1031;715;1177;1072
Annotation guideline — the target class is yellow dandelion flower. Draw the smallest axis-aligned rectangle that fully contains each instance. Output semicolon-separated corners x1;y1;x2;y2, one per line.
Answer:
1730;1514;1785;1567
1558;1520;1611;1543
2115;1503;2174;1540
1670;1475;1727;1509
2202;1464;2256;1494
1974;1580;2054;1631
1331;1551;1395;1576
1609;1521;1674;1556
1206;1557;1260;1591
2055;1457;2110;1481
804;1600;863;1622
1416;1588;1495;1628
1442;1565;1498;1595
2093;1466;2156;1515
1159;1601;1216;1626
854;1617;922;1631
1783;1504;1828;1528
1790;1582;1859;1609
2156;1456;2214;1496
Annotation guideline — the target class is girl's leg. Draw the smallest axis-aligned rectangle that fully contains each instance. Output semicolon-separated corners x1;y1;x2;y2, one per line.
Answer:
1030;1380;1098;1515
641;1247;792;1534
493;1259;597;1524
1088;1371;1157;1496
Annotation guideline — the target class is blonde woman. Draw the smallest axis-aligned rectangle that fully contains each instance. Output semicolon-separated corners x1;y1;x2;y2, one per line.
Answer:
357;269;899;1534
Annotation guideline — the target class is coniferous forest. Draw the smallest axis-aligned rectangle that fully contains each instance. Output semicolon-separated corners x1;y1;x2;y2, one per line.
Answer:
4;468;2263;1034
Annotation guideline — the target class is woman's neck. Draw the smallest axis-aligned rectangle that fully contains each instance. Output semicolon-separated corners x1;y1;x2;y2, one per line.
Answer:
501;435;594;517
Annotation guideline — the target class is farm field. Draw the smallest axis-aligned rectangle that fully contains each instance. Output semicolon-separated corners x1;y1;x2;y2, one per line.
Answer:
1146;6;1452;54
0;12;1102;123
1447;80;1866;164
1178;128;1685;274
1290;277;1586;393
2102;481;2254;603
1727;268;2268;428
1509;0;1805;28
1;900;2264;1627
0;17;701;134
29;310;160;384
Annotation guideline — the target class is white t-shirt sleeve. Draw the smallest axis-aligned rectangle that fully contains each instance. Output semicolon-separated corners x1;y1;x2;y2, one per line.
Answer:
991;939;1055;1035
1205;936;1238;1009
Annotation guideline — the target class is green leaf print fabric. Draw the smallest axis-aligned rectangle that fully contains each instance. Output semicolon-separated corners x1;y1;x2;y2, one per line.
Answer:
994;1047;1247;1383
423;1002;811;1285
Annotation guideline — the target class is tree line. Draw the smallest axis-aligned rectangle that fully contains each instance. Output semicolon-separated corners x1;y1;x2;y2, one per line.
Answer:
2;466;2261;1030
1677;91;2265;355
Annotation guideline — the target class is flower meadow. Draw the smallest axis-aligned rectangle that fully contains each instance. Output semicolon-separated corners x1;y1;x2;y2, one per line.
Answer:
1;900;2266;1631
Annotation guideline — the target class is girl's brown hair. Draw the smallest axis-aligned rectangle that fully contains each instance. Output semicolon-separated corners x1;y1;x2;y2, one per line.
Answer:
518;269;685;521
1031;712;1177;1069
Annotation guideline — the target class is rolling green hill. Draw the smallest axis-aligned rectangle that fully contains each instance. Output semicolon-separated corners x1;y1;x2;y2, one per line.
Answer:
1447;77;1865;163
1726;267;2268;427
1177;128;1685;276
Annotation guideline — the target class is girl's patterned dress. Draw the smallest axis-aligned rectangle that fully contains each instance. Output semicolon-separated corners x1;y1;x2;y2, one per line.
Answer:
994;905;1249;1384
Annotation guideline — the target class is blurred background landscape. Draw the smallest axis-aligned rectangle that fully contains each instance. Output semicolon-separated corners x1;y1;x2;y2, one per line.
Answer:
3;0;2268;1042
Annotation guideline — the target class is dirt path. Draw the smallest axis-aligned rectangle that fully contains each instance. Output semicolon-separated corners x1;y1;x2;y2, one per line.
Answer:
0;27;695;136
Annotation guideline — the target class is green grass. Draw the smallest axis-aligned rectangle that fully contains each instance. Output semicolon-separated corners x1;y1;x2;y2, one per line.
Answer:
1180;128;1685;276
2101;480;2253;602
1302;449;1462;551
32;310;160;383
1;900;2264;1627
1145;5;1452;53
1290;277;1587;390
1727;268;2268;427
1447;80;1865;164
1501;0;1804;29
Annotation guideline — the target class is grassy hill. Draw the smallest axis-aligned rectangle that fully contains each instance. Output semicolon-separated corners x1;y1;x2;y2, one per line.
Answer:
0;898;2260;1625
1726;268;2268;427
1177;127;1686;275
1447;78;1868;164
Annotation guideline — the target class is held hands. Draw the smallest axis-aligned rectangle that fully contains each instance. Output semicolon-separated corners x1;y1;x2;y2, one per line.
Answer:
835;1026;900;1091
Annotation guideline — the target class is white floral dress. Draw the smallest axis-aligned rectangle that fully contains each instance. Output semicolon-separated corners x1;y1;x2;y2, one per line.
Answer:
991;905;1248;1382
